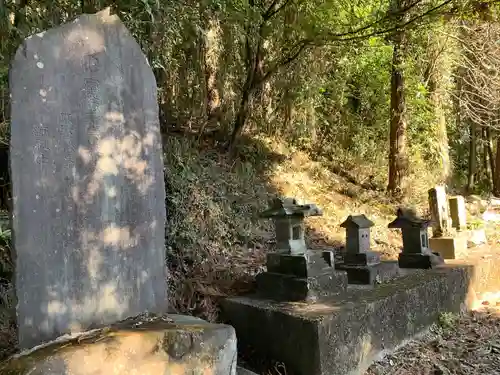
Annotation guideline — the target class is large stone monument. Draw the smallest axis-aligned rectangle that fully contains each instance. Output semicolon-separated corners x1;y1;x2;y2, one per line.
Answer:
5;8;236;374
428;186;451;237
428;186;467;259
449;195;467;232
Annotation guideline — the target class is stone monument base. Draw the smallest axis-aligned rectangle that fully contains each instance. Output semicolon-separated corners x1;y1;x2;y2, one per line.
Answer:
266;251;335;277
255;250;348;302
429;236;468;259
336;261;401;285
222;265;473;375
398;252;444;269
256;270;348;302
1;315;237;375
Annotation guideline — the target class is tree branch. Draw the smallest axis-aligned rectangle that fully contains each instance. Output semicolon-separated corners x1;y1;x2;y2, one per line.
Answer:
260;38;311;84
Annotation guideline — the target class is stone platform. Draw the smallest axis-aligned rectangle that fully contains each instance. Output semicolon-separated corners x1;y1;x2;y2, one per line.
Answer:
1;314;237;375
447;244;500;302
222;265;473;375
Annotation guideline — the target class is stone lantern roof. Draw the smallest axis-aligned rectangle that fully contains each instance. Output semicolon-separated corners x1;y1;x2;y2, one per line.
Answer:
388;208;430;229
340;214;374;229
260;197;323;219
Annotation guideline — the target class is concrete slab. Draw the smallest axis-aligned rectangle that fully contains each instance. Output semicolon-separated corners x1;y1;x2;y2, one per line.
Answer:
222;265;473;375
447;244;500;302
1;314;237;375
429;236;468;259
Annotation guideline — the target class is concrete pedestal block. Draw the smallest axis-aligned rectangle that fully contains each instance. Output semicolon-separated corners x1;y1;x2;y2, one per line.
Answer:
429;236;468;259
1;315;237;375
398;252;444;269
222;266;473;375
266;251;334;278
336;261;401;285
256;270;348;302
448;244;500;301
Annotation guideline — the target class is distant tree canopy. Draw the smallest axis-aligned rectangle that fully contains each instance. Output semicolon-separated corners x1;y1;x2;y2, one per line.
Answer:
0;0;499;201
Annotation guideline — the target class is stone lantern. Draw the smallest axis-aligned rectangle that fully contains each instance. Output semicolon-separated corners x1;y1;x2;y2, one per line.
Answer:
340;214;380;266
260;197;322;255
337;214;398;285
388;208;444;269
256;197;348;302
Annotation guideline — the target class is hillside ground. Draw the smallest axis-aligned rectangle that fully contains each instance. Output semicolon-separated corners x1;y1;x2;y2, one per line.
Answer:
0;132;499;373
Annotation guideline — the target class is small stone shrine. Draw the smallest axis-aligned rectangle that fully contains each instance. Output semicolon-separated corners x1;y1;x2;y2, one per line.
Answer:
337;214;399;284
256;197;348;301
341;214;378;264
388;208;444;269
428;186;467;259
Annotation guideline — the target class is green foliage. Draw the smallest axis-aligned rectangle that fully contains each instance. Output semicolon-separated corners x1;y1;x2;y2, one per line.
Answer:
438;311;459;332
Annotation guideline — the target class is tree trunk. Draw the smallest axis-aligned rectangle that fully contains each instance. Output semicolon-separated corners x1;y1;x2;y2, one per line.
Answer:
387;34;408;195
494;136;500;197
428;68;450;183
482;127;491;187
282;88;292;133
467;123;477;193
228;32;261;150
229;90;251;152
486;127;495;183
81;0;98;13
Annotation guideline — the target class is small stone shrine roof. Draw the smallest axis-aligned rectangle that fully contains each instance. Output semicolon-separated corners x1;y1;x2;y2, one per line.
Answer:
260;197;323;218
340;214;374;229
388;208;430;229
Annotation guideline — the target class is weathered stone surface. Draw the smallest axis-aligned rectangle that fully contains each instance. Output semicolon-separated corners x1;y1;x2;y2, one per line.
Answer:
449;196;467;232
222;265;473;375
448;245;500;301
1;314;237;375
398;252;444;269
256;270;348;302
387;208;431;256
10;8;167;349
340;214;374;255
428;186;451;237
336;261;400;285
266;251;334;278
429;236;467;259
343;251;380;266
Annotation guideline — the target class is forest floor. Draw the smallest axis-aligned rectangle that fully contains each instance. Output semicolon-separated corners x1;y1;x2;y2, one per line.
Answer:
365;307;500;375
